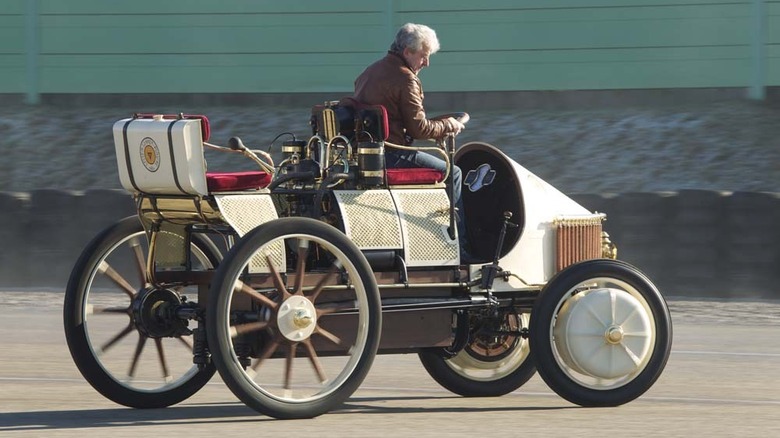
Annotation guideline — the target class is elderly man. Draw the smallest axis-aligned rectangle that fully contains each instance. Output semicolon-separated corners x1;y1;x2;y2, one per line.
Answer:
353;23;472;258
354;23;465;145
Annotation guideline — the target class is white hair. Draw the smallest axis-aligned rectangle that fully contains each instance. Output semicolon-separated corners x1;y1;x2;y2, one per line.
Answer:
390;23;440;54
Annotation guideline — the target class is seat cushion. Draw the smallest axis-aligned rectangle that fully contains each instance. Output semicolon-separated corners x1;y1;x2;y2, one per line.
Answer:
386;168;444;185
206;171;271;192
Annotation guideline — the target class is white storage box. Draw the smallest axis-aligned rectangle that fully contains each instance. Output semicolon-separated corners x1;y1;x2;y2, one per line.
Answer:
113;116;208;195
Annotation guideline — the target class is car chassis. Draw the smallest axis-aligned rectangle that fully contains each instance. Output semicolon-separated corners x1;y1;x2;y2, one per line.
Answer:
63;102;672;419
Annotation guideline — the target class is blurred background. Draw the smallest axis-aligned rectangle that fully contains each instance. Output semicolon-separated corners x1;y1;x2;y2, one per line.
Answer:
0;0;778;297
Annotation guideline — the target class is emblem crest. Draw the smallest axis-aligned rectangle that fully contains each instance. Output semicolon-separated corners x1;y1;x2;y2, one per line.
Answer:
140;137;160;172
464;163;496;192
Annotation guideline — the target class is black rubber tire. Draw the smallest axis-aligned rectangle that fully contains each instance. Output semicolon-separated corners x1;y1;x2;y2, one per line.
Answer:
418;314;535;397
529;259;672;407
207;217;381;419
63;216;219;409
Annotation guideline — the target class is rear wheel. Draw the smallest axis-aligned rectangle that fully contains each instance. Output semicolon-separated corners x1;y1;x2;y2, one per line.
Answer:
419;310;535;397
207;217;381;419
529;259;672;406
63;216;219;408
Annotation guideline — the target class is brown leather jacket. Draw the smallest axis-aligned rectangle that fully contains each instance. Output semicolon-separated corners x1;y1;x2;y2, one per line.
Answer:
354;52;457;145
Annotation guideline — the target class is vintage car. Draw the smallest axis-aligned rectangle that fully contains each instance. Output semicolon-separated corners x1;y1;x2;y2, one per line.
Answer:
63;102;672;419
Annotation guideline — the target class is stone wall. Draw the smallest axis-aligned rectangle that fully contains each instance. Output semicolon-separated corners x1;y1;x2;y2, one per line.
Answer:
572;190;780;298
0;190;136;289
3;189;777;298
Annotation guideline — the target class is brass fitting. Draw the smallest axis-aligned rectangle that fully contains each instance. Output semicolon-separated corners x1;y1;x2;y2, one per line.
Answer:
601;231;618;259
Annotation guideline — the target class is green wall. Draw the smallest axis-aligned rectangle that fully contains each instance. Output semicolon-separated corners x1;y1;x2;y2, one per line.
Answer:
0;0;26;94
1;0;778;99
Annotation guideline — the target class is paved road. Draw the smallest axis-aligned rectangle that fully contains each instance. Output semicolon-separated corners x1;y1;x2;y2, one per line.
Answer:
1;291;779;437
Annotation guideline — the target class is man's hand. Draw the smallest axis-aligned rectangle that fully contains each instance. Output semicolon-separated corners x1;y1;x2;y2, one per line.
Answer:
446;117;465;136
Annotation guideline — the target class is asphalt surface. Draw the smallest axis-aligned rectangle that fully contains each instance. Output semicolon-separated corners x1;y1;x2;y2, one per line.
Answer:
1;291;779;437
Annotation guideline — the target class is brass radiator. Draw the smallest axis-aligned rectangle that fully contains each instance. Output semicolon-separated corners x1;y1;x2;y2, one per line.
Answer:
554;215;606;271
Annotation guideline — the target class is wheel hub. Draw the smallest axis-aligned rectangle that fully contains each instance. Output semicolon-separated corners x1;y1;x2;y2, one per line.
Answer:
465;311;522;362
277;295;317;341
553;288;653;379
132;287;189;338
293;308;314;329
605;325;624;344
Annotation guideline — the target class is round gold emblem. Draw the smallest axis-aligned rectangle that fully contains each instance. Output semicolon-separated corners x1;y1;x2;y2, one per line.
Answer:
139;137;160;172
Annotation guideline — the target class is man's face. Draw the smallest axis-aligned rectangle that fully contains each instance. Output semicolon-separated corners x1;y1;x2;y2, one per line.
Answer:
403;46;431;74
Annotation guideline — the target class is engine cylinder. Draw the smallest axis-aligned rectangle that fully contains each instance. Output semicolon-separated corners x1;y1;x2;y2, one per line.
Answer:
282;140;306;161
357;141;385;187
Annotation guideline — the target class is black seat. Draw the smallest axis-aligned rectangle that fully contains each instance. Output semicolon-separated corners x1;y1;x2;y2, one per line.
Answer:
310;101;355;141
310;98;389;143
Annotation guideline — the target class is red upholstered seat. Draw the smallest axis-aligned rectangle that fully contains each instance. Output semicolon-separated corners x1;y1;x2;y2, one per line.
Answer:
206;171;271;192
386;168;444;185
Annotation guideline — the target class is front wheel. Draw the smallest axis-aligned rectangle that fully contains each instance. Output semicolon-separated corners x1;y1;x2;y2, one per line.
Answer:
207;217;381;419
529;259;672;406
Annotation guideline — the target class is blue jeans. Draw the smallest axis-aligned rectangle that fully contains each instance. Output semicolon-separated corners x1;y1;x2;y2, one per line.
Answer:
386;149;467;248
